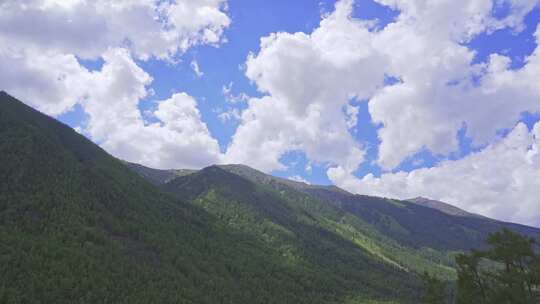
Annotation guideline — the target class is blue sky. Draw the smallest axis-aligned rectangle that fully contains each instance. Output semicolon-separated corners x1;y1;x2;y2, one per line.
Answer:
3;0;540;225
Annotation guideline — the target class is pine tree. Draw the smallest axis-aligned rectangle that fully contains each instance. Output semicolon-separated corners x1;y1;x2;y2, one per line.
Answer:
456;228;540;304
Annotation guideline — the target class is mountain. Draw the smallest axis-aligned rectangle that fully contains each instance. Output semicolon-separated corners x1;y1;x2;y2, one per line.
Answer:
221;165;539;248
406;197;485;219
134;162;540;282
161;165;421;296
3;91;540;303
124;161;196;185
1;92;300;303
0;91;421;303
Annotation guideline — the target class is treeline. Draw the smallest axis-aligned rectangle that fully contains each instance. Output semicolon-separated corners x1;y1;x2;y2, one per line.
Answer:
421;228;540;304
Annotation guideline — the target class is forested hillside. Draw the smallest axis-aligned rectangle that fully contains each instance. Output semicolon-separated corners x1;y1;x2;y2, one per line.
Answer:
133;160;540;284
2;91;539;304
0;92;418;303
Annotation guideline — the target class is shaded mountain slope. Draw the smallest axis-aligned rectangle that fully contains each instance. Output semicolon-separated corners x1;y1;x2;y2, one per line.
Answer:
137;163;540;284
406;197;485;218
162;165;421;301
210;164;539;252
0;91;418;303
305;187;539;251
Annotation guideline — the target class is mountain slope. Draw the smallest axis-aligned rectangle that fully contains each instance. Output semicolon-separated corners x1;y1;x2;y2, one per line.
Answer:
162;165;421;302
124;161;196;185
305;187;539;250
212;165;539;250
0;91;293;303
0;91;418;303
406;197;485;218
137;163;540;284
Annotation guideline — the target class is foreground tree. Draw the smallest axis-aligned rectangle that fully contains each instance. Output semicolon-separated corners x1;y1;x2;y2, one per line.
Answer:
420;271;448;304
456;228;540;304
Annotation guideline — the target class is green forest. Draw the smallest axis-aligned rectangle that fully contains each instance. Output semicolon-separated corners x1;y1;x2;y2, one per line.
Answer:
1;90;540;303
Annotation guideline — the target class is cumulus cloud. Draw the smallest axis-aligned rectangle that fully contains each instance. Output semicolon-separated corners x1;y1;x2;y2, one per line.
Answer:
81;49;221;169
224;0;384;172
226;0;540;173
225;0;540;173
0;48;91;116
0;0;229;169
329;122;540;226
0;0;230;60
368;0;540;169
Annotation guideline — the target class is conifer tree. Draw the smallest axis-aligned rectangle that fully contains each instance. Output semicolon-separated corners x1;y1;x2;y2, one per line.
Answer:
456;228;540;304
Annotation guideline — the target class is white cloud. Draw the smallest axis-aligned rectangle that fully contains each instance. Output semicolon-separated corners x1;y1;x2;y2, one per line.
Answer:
79;49;221;169
190;60;204;77
368;0;540;169
0;0;229;169
0;0;230;112
0;48;91;115
345;104;360;129
289;175;311;184
0;0;230;60
329;122;540;226
224;0;383;172
224;0;540;173
224;0;539;173
222;82;250;104
217;108;241;123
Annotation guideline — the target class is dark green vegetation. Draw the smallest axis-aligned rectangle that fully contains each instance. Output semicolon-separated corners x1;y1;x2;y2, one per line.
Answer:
142;163;540;281
455;229;540;304
1;91;539;303
418;229;540;303
420;272;449;304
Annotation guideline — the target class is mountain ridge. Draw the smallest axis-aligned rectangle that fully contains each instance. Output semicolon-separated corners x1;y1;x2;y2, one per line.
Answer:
128;162;528;229
406;196;486;219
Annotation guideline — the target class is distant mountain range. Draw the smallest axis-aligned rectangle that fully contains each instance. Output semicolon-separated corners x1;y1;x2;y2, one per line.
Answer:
2;91;539;304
